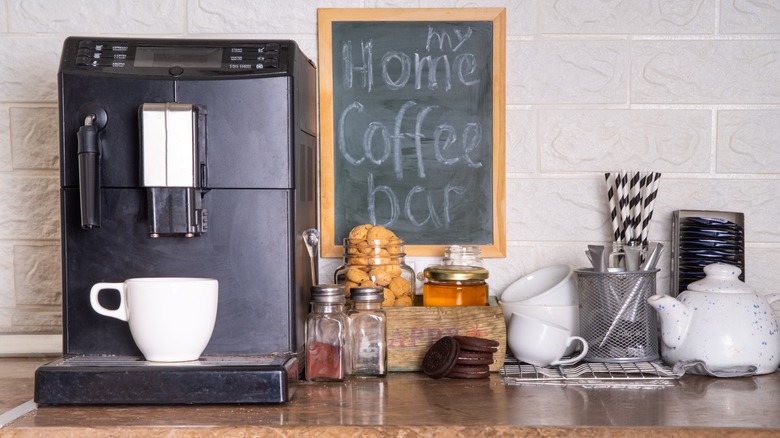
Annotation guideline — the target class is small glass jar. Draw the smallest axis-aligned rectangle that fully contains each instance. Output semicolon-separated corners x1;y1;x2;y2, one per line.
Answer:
347;286;387;377
423;265;489;306
334;238;415;307
442;245;484;267
305;284;349;381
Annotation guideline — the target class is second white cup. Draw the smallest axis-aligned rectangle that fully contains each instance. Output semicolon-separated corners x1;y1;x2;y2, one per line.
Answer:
508;312;588;367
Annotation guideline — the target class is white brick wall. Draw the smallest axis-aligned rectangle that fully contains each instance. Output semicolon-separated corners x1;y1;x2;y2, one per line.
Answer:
1;0;779;337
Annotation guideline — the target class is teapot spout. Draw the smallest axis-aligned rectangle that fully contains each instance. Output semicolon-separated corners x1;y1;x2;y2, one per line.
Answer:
647;294;691;349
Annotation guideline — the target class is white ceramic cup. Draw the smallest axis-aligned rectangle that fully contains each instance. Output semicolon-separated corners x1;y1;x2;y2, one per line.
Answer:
508;313;588;367
498;301;580;333
90;277;219;362
499;301;581;356
500;265;577;305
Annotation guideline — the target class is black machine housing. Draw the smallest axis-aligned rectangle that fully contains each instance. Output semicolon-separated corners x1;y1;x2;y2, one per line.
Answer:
36;37;317;404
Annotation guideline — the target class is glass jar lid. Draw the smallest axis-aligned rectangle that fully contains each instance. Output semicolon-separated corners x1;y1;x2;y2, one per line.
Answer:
423;265;489;281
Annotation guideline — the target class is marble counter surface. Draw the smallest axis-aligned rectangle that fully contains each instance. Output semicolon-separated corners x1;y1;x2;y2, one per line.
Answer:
2;357;780;437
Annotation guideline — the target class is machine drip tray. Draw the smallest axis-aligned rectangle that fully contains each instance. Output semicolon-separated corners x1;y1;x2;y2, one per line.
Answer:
34;354;298;405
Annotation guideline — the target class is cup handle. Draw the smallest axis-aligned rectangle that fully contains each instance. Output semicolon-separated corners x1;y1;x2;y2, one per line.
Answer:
90;282;128;321
550;336;589;366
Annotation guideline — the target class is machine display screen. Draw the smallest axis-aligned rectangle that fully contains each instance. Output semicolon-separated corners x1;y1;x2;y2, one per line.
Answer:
134;46;223;68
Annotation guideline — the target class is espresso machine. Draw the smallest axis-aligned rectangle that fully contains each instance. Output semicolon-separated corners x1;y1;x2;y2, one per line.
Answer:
34;37;317;404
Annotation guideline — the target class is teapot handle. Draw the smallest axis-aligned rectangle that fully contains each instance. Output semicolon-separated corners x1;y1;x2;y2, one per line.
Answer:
766;293;780;305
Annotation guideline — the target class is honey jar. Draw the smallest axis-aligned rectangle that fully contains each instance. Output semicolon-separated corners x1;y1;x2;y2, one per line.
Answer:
422;265;489;306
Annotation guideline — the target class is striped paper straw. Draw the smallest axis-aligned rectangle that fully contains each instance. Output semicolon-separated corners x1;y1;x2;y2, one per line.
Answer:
640;172;662;245
618;170;629;242
628;172;641;241
605;173;620;242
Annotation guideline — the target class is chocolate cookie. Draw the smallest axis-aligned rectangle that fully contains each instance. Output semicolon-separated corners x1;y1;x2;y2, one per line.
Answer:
456;350;495;366
422;336;460;379
453;335;499;353
447;364;491;379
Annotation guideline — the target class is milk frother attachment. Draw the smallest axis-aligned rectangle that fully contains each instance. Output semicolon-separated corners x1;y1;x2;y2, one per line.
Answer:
76;104;107;229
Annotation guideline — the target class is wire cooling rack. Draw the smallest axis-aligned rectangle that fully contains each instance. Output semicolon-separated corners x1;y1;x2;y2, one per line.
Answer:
501;356;680;388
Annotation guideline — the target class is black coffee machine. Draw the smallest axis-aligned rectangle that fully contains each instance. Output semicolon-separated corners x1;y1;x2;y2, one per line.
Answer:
34;37;317;404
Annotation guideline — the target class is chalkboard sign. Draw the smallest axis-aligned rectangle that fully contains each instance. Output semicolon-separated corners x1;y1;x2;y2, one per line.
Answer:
318;8;506;257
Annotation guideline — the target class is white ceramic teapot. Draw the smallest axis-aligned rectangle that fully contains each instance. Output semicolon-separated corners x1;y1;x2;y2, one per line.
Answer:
647;263;780;375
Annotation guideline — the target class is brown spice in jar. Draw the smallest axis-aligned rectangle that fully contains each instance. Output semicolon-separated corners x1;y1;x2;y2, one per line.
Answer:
306;341;344;380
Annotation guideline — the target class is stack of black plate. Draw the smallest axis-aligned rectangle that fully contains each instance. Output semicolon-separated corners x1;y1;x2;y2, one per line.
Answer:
678;216;745;292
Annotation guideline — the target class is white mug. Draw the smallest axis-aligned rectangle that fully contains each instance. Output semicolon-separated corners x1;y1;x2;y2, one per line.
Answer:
508;312;588;367
499;301;581;356
500;265;577;305
90;277;219;362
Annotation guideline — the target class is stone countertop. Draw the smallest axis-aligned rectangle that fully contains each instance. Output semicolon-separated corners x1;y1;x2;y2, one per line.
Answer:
2;357;780;437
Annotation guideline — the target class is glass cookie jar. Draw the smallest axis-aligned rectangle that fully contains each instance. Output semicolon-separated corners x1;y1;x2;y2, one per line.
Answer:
334;238;415;307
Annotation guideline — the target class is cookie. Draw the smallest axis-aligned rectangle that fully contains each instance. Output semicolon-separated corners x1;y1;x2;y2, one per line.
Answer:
453;335;499;353
446;364;490;379
456;350;495;366
423;336;460;379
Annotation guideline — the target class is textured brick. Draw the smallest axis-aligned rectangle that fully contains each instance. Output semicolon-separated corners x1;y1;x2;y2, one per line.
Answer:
0;309;11;331
189;0;356;34
0;3;6;33
541;0;715;34
540;109;711;172
14;245;61;306
506;109;535;174
506;177;610;242
10;106;59;170
717;110;780;174
0;37;60;102
0;175;59;240
0;106;11;172
507;40;627;104
721;0;780;34
10;309;61;333
0;245;14;309
413;0;536;36
747;247;780;296
632;41;780;104
8;0;185;33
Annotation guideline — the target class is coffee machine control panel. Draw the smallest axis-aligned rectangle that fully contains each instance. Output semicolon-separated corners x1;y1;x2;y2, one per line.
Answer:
68;39;288;75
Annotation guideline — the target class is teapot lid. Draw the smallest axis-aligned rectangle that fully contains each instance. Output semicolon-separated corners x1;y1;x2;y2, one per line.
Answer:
687;263;752;294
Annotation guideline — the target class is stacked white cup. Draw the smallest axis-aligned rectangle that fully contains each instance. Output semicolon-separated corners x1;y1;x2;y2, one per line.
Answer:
498;265;583;361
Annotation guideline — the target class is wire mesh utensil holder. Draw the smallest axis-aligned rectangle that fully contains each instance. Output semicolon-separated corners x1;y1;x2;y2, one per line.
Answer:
575;268;660;363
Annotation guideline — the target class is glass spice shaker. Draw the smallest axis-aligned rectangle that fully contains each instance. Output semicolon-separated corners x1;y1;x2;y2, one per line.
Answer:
305;284;349;381
347;286;387;377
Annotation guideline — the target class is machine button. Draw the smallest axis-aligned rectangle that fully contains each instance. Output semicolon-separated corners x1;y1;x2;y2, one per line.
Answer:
169;66;184;76
76;56;90;66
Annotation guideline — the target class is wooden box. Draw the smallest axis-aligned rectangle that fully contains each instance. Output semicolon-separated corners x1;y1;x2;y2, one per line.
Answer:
385;296;506;372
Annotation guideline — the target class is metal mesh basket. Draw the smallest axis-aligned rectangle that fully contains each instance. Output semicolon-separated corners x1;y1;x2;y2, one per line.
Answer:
575;269;660;363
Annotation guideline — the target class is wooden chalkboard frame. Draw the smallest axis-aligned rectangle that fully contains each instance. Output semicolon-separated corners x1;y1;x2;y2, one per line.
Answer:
318;8;506;258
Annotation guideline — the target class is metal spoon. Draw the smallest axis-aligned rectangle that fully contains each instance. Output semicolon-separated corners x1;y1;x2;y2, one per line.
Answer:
302;228;320;285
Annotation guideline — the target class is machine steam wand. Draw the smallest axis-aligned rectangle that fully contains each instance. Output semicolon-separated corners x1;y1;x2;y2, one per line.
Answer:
77;114;101;229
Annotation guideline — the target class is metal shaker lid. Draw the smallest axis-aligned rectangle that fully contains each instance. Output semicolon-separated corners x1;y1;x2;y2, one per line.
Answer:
349;286;384;302
311;284;346;304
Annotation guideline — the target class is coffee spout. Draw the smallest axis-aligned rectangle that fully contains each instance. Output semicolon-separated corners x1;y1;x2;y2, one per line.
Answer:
139;103;207;238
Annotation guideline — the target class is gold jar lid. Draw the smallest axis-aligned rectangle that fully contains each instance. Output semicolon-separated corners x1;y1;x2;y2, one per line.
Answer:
424;265;488;281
